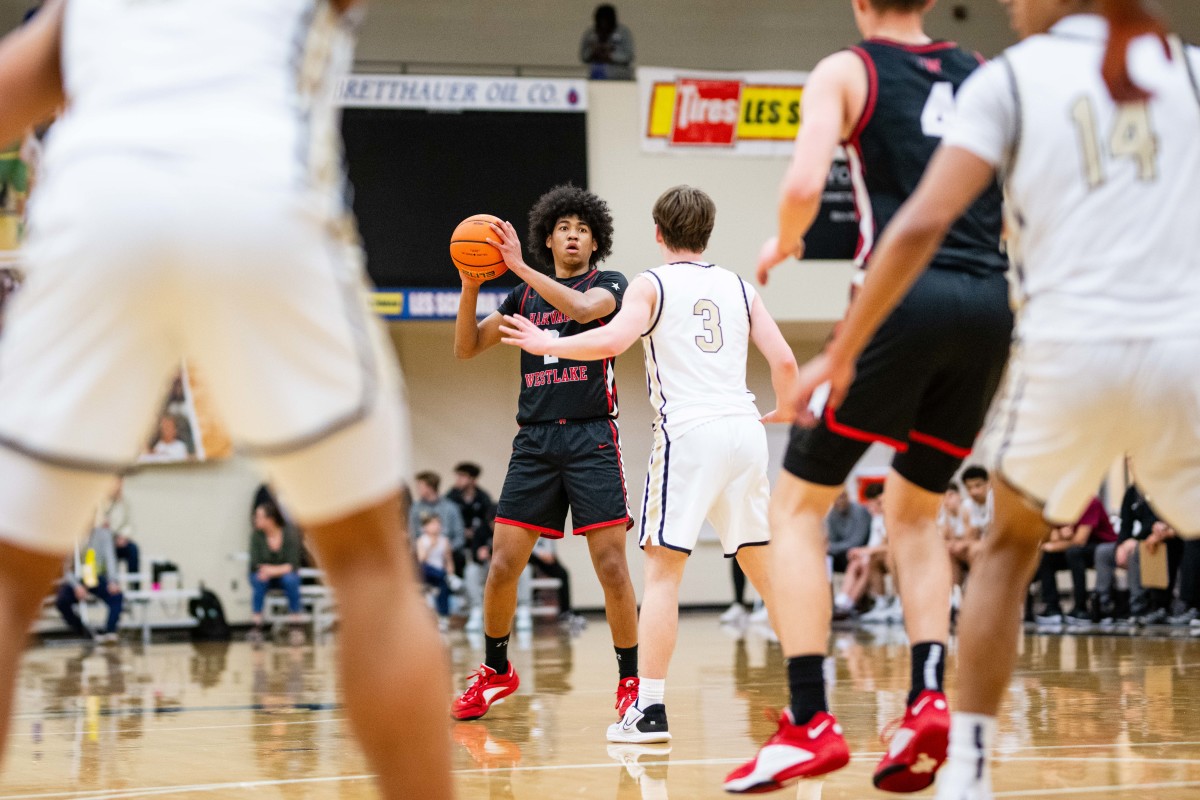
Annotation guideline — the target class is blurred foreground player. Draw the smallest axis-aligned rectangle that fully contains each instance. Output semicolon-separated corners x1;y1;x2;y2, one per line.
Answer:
726;0;1010;793
0;2;452;797
781;1;1200;798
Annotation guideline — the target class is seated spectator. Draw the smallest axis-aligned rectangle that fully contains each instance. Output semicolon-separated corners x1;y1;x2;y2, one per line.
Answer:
826;490;871;574
530;537;583;627
579;4;635;80
940;483;980;597
144;414;192;462
408;471;464;556
834;483;894;620
960;465;994;540
445;462;494;583
56;525;124;643
1176;536;1200;627
95;477;141;588
1034;495;1118;624
248;501;304;645
416;512;456;630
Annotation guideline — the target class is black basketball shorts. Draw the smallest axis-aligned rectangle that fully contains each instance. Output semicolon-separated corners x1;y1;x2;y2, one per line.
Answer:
784;268;1013;493
495;418;632;537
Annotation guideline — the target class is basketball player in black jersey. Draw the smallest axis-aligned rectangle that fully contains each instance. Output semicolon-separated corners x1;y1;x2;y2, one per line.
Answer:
452;185;639;723
725;1;1012;794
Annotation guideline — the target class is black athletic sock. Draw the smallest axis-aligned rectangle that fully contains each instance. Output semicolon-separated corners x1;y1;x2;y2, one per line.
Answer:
484;634;510;674
615;645;638;679
908;641;946;705
787;655;828;726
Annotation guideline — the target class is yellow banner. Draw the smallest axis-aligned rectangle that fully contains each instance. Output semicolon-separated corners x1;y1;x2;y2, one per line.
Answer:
372;291;404;317
646;82;804;142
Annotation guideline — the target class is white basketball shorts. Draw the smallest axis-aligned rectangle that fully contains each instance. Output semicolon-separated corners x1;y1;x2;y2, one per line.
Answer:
0;156;407;553
978;337;1200;535
639;415;770;556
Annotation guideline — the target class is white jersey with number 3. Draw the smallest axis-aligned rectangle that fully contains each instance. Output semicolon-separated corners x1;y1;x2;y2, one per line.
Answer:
640;262;759;439
944;14;1200;342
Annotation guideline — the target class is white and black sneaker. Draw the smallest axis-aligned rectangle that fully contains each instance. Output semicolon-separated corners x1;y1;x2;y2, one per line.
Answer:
607;703;671;743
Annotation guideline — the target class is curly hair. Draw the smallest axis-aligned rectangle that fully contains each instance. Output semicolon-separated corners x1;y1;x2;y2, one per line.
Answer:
526;184;614;271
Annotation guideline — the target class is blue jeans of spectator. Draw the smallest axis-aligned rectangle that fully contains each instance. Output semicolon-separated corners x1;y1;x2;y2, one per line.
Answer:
56;576;124;635
250;570;302;614
115;540;140;586
422;564;451;617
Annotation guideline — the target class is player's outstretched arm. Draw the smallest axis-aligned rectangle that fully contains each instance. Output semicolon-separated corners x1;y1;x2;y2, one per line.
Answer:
488;220;616;323
0;0;65;148
499;275;655;361
453;272;504;359
748;295;799;424
793;145;997;424
757;50;864;285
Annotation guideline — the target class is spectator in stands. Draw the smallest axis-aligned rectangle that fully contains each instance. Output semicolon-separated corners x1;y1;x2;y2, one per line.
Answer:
56;525;124;643
1176;537;1200;627
445;462;494;580
416;512;456;631
941;483;978;605
1034;496;1117;625
95;478;140;588
408;471;464;552
579;4;635;80
248;501;304;645
530;537;583;627
1094;481;1151;623
145;414;191;461
826;490;871;574
834;483;893;620
961;465;994;540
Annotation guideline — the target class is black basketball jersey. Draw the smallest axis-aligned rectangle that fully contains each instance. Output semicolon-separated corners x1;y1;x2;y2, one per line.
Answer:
846;39;1006;277
497;269;627;425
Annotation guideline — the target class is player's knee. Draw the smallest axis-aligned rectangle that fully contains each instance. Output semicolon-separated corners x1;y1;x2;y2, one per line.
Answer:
487;549;527;584
593;547;630;588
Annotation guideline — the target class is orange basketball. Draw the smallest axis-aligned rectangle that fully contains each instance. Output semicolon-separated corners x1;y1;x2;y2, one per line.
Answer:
450;214;508;280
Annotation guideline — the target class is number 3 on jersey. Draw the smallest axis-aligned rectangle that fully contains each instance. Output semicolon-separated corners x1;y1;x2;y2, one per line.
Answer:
693;300;723;353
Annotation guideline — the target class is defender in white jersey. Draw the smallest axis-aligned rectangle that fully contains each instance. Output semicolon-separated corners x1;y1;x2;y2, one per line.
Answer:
500;186;798;744
0;3;452;797
787;2;1200;798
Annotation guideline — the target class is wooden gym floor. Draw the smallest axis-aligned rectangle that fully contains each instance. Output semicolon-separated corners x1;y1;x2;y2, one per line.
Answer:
1;614;1199;799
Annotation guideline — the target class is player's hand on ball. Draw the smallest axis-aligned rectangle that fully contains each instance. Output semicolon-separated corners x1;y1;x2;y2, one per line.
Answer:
488;220;529;274
458;268;487;289
499;314;554;356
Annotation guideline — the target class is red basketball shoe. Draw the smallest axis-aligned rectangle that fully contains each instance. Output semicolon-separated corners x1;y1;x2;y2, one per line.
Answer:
451;663;520;721
723;710;850;793
615;676;639;717
873;690;950;793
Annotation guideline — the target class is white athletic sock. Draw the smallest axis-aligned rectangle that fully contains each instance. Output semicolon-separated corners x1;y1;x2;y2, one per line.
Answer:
948;712;996;771
636;677;665;710
834;592;852;611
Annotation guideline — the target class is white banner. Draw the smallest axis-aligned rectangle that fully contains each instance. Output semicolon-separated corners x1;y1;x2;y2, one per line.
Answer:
637;66;808;157
337;74;588;112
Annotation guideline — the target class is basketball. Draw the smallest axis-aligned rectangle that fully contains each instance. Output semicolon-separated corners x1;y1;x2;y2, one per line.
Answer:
450;214;508;280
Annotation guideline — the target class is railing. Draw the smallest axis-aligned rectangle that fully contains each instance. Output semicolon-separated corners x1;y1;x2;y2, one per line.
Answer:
354;60;591;79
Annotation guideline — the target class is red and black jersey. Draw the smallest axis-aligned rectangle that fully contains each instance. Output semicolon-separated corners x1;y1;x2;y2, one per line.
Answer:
497;269;627;425
845;38;1006;278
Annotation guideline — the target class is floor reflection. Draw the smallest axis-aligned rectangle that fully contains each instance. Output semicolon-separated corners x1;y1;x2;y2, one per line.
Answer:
1;615;1199;799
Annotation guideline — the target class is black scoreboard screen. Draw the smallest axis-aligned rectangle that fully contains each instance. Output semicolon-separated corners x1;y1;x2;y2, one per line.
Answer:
342;108;589;290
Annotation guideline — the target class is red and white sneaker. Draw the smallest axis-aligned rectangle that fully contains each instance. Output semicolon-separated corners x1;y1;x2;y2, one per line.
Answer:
724;710;850;794
451;663;520;721
615;676;639;717
873;690;950;793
